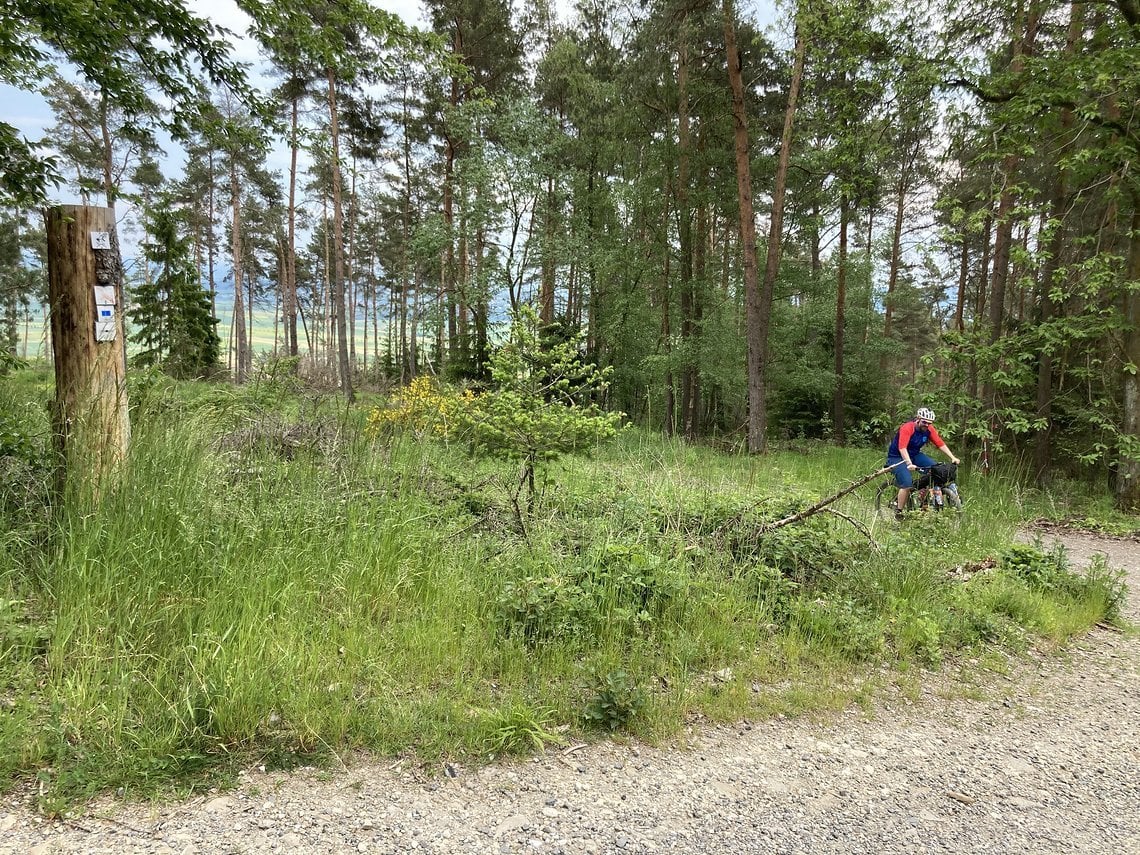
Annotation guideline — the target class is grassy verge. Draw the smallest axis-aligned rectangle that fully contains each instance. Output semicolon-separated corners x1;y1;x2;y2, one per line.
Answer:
0;371;1130;813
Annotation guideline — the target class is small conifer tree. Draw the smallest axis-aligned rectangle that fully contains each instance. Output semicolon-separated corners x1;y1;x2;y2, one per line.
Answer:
131;203;219;378
461;305;624;508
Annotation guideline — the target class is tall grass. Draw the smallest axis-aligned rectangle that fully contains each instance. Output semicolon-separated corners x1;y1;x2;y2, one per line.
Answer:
0;377;1129;810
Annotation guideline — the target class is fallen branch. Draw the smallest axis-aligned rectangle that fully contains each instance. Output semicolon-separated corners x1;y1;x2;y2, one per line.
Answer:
759;463;901;533
820;506;877;547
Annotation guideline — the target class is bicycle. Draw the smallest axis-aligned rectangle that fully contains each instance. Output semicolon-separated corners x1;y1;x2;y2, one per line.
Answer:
874;462;962;521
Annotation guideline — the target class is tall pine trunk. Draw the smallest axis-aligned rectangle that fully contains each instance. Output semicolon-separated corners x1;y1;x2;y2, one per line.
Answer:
759;13;806;447
983;0;1039;411
229;161;249;383
723;0;764;453
285;93;300;357
833;194;850;445
1033;0;1084;485
676;35;697;440
326;67;354;402
1118;204;1140;510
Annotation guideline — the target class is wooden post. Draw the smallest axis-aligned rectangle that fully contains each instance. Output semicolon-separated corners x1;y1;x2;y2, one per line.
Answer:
46;205;130;488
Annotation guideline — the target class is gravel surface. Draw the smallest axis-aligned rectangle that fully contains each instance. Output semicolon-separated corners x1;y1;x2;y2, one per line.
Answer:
3;527;1137;855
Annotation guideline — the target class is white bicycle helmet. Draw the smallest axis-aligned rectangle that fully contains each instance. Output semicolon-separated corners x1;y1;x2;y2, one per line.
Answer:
915;407;936;422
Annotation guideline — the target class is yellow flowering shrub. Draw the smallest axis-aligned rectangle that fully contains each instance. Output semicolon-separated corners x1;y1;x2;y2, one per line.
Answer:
366;376;474;439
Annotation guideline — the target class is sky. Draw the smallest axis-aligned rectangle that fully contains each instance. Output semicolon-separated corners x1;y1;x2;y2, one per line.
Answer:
7;0;785;198
5;0;783;260
3;1;432;206
8;0;785;354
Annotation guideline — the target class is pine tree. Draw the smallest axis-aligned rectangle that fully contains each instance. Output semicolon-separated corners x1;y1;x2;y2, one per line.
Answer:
131;203;220;378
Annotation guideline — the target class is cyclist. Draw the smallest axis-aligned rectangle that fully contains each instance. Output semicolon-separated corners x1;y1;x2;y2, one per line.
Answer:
886;407;960;520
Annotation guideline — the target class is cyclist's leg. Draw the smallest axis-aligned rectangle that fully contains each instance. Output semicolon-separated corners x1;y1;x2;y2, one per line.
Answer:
911;453;937;508
912;452;937;470
888;456;912;513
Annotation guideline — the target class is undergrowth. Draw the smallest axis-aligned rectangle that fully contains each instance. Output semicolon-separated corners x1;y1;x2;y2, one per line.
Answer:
0;370;1131;812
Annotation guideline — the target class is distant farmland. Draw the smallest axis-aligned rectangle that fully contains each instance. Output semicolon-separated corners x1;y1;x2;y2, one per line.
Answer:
14;303;386;366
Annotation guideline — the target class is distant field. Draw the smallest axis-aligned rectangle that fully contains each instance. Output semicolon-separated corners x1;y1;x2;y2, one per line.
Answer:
15;306;383;365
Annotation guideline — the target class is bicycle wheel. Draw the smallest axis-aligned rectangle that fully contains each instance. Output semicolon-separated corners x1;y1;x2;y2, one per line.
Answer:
943;484;963;512
874;479;898;520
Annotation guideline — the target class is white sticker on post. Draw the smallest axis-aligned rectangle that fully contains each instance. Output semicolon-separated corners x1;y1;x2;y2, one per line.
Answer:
90;231;111;250
93;285;116;305
95;304;116;342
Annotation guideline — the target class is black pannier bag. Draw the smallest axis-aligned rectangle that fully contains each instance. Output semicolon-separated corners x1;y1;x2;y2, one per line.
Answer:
915;462;957;490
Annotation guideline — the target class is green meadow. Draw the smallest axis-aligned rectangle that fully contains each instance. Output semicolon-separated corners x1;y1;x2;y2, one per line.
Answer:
0;366;1130;813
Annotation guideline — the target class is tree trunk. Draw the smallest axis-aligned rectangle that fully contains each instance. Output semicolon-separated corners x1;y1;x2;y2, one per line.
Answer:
400;76;414;383
660;170;675;435
347;157;358;367
326;67;354;402
541;175;556;325
46;205;130;489
758;14;806;446
954;235;968;332
984;0;1039;410
285;93;300;357
229;161;249;383
723;0;764;453
1033;0;1084;486
207;149;217;322
676;34;697;440
883;149;913;342
833;193;850;445
1117;204;1140;510
458;203;469;370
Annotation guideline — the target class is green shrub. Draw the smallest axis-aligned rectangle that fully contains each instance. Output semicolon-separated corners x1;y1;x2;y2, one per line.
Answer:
999;542;1071;593
738;562;798;624
0;385;46;462
789;597;885;661
480;702;563;756
1075;554;1128;625
886;599;943;667
497;572;589;645
752;523;857;586
583;670;646;732
496;542;691;646
999;541;1126;624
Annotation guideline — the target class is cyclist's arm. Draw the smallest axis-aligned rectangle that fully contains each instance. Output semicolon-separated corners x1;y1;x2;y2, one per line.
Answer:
928;426;960;465
898;422;917;469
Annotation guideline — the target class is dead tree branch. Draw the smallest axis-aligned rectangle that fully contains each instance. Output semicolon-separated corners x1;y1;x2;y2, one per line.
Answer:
820;507;878;547
759;463;901;533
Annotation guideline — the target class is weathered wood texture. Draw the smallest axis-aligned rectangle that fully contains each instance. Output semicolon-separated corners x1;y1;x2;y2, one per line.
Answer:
46;205;130;483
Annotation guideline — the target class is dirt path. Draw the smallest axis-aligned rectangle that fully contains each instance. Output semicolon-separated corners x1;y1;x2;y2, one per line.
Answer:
2;528;1137;855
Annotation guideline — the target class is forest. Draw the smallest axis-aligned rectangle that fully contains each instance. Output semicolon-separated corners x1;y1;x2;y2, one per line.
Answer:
0;0;1138;809
1;0;1137;503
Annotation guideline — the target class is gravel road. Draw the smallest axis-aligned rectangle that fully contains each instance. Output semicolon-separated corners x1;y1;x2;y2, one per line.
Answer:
3;528;1137;855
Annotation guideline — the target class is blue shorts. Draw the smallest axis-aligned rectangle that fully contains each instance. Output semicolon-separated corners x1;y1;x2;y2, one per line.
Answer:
886;452;936;489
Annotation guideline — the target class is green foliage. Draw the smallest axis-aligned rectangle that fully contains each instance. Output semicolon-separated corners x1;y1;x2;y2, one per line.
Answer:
0;597;49;669
583;670;646;732
999;541;1127;625
496;542;690;647
130;204;220;378
0;401;40;462
885;599;944;667
739;563;799;624
790;597;885;662
752;523;858;586
460;305;625;464
479;703;563;757
0;374;1129;807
